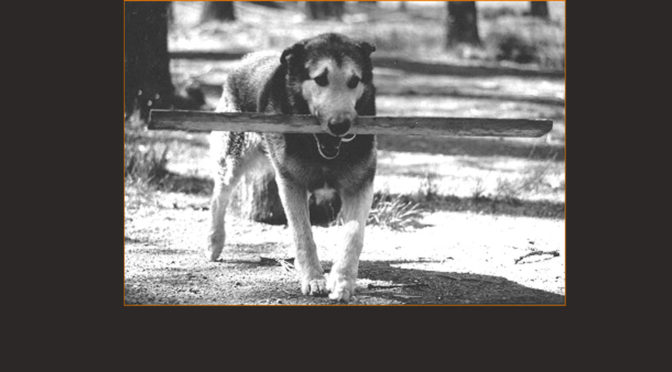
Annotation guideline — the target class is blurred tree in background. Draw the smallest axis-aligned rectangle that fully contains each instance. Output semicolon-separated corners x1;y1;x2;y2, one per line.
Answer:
125;2;173;121
530;1;550;19
201;1;236;22
306;1;345;20
125;1;204;122
446;1;481;47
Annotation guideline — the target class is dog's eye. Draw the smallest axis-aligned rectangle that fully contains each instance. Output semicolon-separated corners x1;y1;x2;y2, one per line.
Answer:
314;71;328;87
347;76;360;89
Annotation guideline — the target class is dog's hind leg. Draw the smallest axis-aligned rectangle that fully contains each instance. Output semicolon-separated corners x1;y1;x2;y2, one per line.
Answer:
327;181;374;302
207;132;265;261
274;175;328;296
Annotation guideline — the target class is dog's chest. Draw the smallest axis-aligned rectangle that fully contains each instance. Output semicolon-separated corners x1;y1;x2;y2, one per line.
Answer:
264;133;376;192
281;159;344;191
278;153;375;194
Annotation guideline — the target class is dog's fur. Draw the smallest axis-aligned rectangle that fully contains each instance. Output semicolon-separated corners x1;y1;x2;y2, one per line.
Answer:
207;33;377;301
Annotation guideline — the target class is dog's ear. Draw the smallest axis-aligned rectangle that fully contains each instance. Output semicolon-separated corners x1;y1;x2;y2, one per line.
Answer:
357;41;376;57
281;41;305;66
358;41;376;83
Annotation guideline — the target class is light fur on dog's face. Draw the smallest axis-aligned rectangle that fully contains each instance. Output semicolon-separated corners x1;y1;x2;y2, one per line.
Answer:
301;57;365;135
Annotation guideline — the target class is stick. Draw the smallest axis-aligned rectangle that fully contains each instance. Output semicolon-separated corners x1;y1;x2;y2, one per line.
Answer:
258;256;295;272
367;283;427;289
148;110;553;138
514;250;560;264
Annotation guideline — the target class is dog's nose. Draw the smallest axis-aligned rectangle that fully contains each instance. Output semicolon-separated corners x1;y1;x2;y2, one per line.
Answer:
327;117;351;136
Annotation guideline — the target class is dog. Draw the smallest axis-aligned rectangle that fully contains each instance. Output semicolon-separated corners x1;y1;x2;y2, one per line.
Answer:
207;33;377;302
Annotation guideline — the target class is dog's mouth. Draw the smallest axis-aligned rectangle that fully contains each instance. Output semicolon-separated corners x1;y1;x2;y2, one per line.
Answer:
313;132;356;160
311;110;357;159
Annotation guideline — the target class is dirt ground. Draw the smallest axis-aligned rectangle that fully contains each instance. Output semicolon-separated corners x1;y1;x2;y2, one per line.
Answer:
124;186;564;305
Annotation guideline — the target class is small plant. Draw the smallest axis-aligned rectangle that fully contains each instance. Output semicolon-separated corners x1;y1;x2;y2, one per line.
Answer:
125;143;170;185
471;178;486;200
517;164;551;193
494;163;552;203
368;196;424;231
494;177;522;203
416;171;440;202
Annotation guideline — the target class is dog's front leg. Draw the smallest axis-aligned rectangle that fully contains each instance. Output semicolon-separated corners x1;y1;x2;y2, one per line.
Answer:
275;176;327;296
328;181;374;302
207;132;264;261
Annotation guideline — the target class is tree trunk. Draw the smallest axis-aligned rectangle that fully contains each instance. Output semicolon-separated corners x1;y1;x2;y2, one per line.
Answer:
228;161;342;226
125;2;206;122
446;1;481;47
530;2;550;19
201;1;235;23
125;2;174;121
306;2;344;20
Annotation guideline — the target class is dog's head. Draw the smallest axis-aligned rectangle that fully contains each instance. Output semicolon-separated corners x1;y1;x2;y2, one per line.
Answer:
281;33;375;158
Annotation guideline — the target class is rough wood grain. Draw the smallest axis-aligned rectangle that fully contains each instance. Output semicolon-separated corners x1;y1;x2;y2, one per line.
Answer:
148;110;553;138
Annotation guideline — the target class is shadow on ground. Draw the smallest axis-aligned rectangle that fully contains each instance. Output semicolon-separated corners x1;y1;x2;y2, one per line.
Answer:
377;135;564;161
354;261;564;305
124;257;564;305
158;172;213;195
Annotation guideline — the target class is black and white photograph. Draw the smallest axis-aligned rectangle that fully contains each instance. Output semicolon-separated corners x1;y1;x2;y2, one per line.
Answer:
124;1;566;305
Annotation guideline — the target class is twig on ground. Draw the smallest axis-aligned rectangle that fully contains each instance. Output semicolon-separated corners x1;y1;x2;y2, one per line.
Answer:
258;257;295;272
277;258;295;272
367;283;427;290
514;250;560;264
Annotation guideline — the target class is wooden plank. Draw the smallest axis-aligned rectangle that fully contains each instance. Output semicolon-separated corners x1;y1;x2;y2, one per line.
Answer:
148;110;553;138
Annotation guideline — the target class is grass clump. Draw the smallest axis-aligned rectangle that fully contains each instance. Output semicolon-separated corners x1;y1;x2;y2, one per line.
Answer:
415;171;440;202
471;178;487;200
494;163;553;203
125;142;170;185
368;193;424;231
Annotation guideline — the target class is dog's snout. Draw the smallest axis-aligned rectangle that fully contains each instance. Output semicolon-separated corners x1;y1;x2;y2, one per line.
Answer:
327;116;352;136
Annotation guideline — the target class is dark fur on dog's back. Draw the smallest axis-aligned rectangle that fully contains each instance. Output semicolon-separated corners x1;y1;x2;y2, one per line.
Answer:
222;33;377;193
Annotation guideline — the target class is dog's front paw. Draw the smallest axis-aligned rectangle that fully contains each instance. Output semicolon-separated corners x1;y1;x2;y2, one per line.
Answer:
206;235;224;262
327;274;356;302
301;277;328;296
